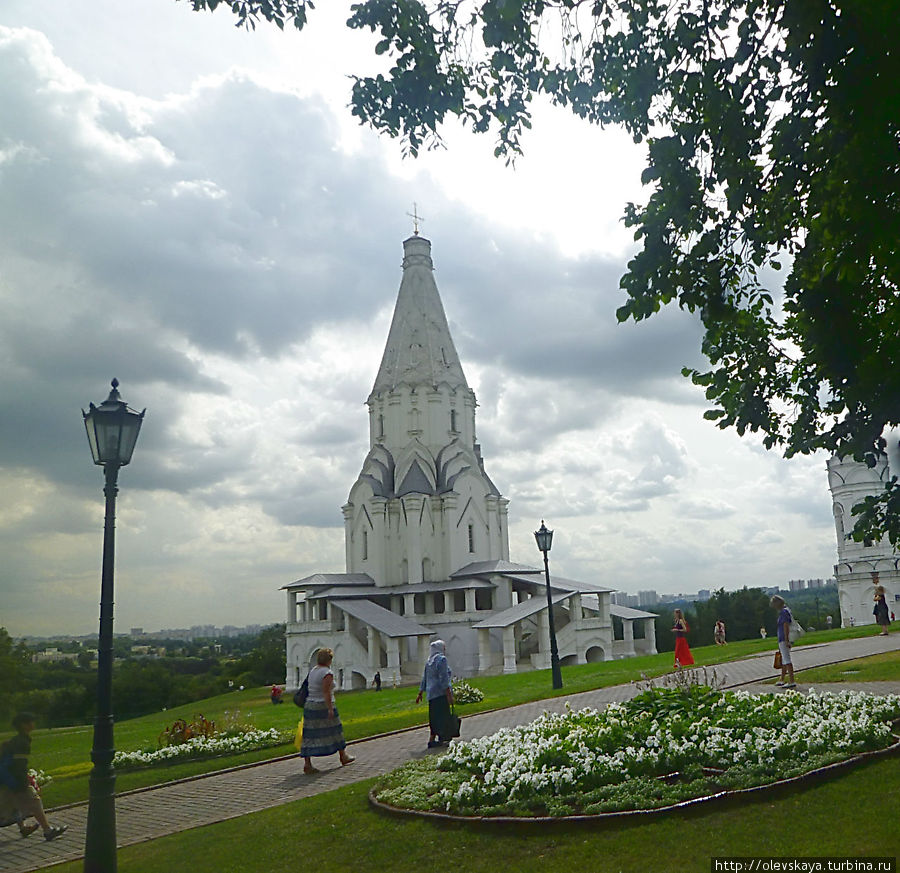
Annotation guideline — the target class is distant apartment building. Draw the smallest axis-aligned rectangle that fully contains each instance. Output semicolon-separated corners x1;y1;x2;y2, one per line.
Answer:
32;648;78;664
788;579;806;591
696;589;711;601
130;645;165;657
637;590;658;607
611;591;640;608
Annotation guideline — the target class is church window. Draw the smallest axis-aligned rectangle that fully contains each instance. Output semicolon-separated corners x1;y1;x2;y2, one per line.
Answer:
378;414;384;438
475;589;493;611
413;593;426;614
450;409;457;432
467;523;475;553
453;590;466;612
362;530;368;561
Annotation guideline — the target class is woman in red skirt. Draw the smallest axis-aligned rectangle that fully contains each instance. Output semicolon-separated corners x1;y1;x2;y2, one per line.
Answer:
672;609;695;668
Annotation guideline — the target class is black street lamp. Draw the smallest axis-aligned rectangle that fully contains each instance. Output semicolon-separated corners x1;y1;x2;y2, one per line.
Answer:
82;379;144;873
534;520;563;690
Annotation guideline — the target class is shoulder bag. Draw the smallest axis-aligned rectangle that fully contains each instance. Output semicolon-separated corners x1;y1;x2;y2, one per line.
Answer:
447;703;462;739
293;671;311;708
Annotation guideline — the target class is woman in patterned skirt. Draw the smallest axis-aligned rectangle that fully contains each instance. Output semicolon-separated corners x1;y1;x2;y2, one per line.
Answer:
300;648;355;775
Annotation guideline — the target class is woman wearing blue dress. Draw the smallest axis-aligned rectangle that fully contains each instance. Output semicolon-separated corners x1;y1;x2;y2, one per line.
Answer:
416;640;454;748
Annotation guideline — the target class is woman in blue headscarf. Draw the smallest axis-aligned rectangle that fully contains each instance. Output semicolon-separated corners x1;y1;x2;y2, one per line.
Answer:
415;640;453;748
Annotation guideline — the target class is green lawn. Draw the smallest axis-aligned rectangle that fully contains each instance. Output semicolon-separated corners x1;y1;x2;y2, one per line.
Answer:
31;623;897;808
794;649;900;684
46;756;900;873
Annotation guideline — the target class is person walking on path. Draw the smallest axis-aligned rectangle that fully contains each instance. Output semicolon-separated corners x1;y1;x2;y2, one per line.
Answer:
299;649;355;775
416;640;454;748
672;610;695;668
771;595;796;688
373;671;382;691
873;585;890;635
0;713;68;841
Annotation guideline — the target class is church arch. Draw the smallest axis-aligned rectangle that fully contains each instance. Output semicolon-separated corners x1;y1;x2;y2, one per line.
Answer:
833;503;846;542
395;440;438;495
585;646;605;663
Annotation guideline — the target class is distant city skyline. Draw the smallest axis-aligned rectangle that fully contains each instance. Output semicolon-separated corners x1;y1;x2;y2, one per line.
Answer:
13;579;841;642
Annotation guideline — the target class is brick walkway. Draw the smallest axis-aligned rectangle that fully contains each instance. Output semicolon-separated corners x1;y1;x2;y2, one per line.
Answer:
2;632;898;873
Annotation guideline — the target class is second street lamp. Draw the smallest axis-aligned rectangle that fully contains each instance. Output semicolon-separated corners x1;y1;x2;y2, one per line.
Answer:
534;520;563;690
82;379;145;873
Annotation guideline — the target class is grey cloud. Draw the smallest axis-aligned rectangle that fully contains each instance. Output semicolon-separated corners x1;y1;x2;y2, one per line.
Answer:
427;221;707;403
679;497;737;520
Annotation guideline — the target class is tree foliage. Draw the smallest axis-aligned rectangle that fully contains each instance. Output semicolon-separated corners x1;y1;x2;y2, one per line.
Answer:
179;0;316;30
193;0;900;541
652;585;838;651
0;626;286;728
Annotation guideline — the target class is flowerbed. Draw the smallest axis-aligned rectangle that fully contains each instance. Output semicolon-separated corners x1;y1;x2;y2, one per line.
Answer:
373;687;900;817
113;728;290;770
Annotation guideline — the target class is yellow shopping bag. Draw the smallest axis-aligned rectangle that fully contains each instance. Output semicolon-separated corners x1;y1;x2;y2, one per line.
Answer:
294;719;303;752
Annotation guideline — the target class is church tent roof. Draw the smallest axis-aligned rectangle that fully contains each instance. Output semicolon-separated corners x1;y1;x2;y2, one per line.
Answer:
369;235;469;398
329;598;433;638
471;592;571;629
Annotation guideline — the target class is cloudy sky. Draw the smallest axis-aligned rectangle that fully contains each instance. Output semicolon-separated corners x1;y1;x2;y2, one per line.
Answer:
0;0;838;637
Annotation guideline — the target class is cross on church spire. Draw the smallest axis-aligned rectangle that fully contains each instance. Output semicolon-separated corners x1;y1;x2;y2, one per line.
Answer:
406;202;425;235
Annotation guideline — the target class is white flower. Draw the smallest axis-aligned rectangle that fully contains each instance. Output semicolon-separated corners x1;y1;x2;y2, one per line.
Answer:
114;727;287;768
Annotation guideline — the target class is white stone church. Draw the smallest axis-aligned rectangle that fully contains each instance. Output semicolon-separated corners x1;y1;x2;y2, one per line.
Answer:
283;234;657;690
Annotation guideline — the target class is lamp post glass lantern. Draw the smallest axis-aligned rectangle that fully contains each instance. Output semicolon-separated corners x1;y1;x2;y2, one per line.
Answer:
534;521;563;690
82;379;144;873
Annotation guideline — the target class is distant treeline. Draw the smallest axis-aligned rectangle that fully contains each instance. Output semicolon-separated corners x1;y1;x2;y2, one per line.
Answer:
0;625;286;728
649;586;839;652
